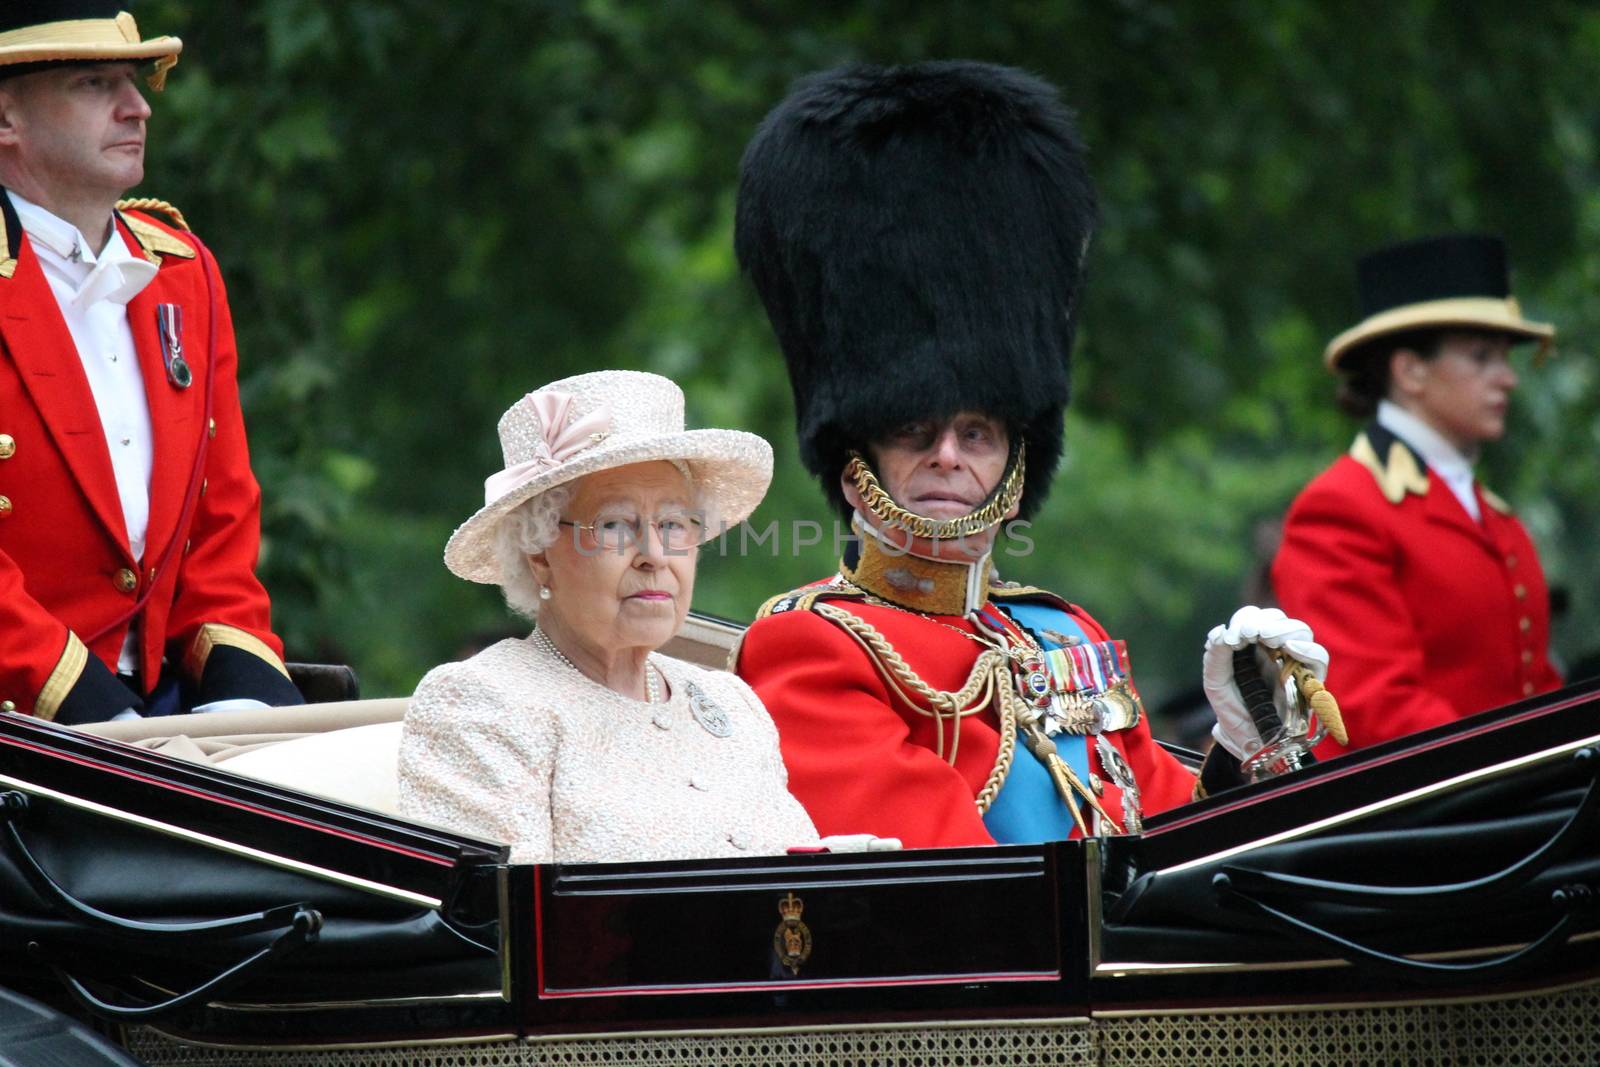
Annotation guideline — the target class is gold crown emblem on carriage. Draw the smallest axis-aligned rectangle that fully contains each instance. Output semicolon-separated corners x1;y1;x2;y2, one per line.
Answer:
773;892;812;975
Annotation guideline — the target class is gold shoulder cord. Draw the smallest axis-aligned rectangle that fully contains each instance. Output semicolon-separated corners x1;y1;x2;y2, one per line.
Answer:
1274;652;1348;745
813;601;1018;814
116;197;191;231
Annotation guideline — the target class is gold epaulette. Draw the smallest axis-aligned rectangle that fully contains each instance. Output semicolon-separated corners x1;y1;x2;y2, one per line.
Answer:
1481;486;1514;515
754;580;865;620
116;199;197;267
1349;431;1429;505
117;197;190;231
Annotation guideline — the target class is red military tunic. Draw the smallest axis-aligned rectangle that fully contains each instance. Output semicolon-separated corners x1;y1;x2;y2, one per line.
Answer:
1272;423;1561;755
736;581;1197;849
0;197;296;722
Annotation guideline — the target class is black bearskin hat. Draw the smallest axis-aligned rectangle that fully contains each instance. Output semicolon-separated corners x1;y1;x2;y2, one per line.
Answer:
736;60;1097;519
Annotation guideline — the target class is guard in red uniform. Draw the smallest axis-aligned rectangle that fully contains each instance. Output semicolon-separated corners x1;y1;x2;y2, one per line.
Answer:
0;3;301;724
1273;234;1562;755
732;62;1329;848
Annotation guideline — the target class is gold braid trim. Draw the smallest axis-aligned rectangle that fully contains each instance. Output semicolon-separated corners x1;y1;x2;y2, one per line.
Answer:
185;624;291;682
846;444;1026;541
813;602;1016;814
116;197;190;231
1275;654;1348;745
36;632;90;722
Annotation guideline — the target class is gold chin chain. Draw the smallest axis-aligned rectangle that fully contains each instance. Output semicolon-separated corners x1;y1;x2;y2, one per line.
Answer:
846;444;1026;541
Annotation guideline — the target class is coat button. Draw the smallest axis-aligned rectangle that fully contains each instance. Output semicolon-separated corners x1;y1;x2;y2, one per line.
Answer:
0;495;10;518
113;567;138;593
199;478;208;498
0;433;14;459
1522;650;1534;665
208;418;216;439
1506;554;1519;568
1513;583;1527;599
0;700;14;713
1522;682;1535;696
1519;616;1531;633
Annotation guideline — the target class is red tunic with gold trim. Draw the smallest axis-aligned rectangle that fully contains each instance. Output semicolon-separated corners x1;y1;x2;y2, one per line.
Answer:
1271;423;1561;755
736;579;1197;849
0;196;299;723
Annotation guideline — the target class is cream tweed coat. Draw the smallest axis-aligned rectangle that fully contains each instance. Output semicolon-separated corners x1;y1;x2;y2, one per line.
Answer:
398;636;818;863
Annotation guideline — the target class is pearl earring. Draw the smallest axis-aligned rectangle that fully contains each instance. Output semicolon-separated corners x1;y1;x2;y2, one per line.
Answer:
539;585;552;601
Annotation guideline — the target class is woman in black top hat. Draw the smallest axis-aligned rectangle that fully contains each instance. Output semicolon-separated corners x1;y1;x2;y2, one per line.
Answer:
1271;234;1563;755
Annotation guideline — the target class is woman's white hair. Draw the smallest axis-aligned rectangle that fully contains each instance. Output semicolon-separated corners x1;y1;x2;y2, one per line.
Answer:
495;484;573;619
493;462;708;620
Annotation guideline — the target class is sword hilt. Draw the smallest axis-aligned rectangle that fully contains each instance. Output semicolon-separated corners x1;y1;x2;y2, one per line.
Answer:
1233;645;1283;740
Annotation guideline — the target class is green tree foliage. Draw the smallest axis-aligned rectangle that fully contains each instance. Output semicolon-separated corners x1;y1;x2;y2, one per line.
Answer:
136;1;1599;728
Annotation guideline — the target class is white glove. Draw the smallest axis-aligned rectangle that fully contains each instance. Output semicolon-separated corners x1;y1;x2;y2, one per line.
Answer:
111;707;143;721
1202;606;1329;762
817;834;904;853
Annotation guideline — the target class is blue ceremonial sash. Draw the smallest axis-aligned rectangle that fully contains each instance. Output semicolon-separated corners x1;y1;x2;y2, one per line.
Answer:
981;603;1095;844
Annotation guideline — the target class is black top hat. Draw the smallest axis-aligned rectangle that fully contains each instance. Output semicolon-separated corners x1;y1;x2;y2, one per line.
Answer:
1324;233;1553;370
735;60;1097;519
0;3;181;89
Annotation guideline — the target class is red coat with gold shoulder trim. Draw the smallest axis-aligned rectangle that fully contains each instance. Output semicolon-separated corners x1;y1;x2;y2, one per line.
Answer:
1271;423;1561;755
0;196;299;723
735;584;1197;849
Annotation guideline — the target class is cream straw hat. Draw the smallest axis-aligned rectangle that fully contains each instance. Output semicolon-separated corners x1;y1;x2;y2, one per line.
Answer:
444;370;773;584
0;8;182;90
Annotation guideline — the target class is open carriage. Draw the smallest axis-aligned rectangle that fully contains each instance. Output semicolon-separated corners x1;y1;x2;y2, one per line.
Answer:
0;614;1596;1066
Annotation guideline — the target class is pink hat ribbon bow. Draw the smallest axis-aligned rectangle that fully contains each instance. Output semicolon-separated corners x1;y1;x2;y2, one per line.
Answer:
483;391;612;505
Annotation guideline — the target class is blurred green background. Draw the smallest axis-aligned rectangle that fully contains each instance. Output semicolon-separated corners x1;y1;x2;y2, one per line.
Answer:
137;1;1599;732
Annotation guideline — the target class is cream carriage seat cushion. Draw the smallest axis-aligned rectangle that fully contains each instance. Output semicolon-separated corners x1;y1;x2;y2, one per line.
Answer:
222;720;405;815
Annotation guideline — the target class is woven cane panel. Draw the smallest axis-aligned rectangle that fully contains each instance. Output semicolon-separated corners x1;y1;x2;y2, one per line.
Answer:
125;1022;1095;1066
1097;981;1600;1067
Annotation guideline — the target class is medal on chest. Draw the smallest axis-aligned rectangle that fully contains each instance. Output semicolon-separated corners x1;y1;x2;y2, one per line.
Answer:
1095;735;1144;834
156;303;192;389
1012;638;1145;737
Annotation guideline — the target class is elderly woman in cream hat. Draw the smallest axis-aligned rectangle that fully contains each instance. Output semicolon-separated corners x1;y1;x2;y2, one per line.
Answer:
398;371;820;863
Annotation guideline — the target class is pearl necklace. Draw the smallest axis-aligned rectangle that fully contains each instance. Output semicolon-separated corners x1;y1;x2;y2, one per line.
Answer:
534;628;659;704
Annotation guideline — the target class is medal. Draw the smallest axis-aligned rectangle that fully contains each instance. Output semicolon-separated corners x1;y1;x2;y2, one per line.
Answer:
156;303;191;389
1016;654;1052;709
1095;735;1144;834
686;681;733;738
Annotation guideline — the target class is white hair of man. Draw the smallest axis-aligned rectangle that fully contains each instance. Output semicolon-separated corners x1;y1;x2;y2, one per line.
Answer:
493;462;707;619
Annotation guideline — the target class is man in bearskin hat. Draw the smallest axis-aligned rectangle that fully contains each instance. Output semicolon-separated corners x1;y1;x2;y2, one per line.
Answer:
733;61;1332;848
1272;235;1562;755
0;3;302;723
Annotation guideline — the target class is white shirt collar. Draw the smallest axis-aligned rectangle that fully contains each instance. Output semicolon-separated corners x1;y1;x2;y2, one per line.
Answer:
1376;400;1475;479
8;191;157;307
1377;399;1480;520
9;190;100;264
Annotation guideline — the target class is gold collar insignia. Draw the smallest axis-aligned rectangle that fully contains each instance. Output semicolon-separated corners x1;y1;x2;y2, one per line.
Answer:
1349;430;1429;505
841;532;994;616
